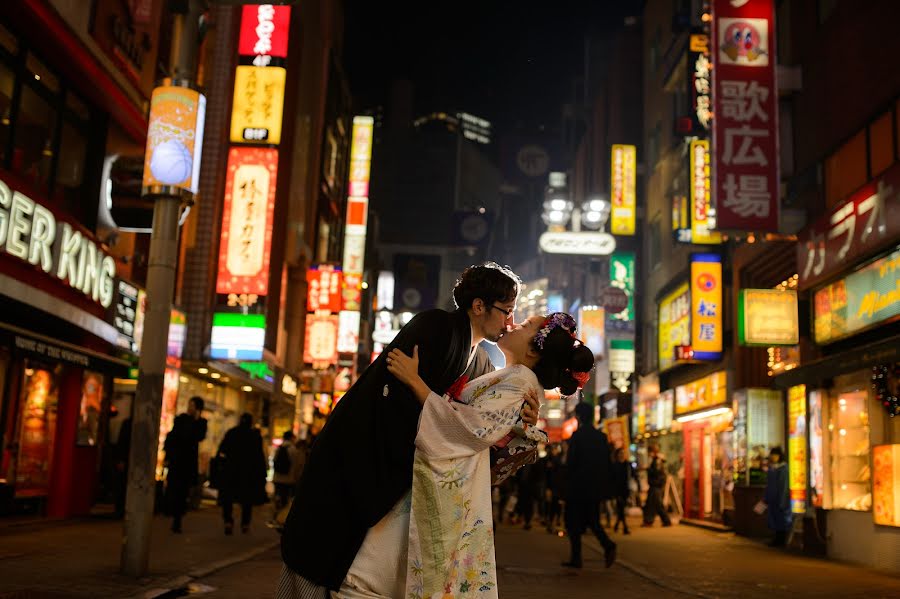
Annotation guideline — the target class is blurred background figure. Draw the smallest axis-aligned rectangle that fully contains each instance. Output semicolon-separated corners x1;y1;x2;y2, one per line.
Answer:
272;431;306;520
542;443;565;533
611;447;635;534
216;413;267;535
764;447;791;547
642;444;672;528
164;396;207;533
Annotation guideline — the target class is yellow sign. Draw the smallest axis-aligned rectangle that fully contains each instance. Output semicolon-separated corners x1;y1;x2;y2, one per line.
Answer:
873;444;900;527
690;254;723;359
610;144;636;235
230;65;286;144
675;371;727;415
739;289;799;346
788;384;807;514
689;139;722;244
658;282;690;372
143;85;206;195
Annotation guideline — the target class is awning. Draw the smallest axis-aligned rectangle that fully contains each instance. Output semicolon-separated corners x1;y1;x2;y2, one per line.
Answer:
772;334;900;390
0;322;131;376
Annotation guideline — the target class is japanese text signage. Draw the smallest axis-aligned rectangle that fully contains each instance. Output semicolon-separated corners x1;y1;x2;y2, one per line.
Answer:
303;313;339;366
688;34;712;135
658;283;690;372
238;4;291;66
738;289;799;346
215;147;278;296
711;0;779;231
672;194;692;243
610;144;636;235
690;253;723;360
814;246;900;344
341;116;374;323
307;265;343;313
798;160;900;290
675;371;727;415
690;140;722;244
788;384;807;514
230;65;286;144
608;252;635;333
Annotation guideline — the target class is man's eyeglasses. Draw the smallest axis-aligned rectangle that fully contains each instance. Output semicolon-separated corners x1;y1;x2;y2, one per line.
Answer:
489;304;515;318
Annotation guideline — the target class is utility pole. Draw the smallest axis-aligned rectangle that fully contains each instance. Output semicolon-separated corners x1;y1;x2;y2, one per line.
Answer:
121;0;205;578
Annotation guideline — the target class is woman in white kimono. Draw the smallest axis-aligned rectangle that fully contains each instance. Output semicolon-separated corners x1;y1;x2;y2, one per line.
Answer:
335;312;593;599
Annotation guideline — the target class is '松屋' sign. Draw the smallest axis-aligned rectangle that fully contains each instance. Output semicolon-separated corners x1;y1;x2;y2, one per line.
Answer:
711;0;779;232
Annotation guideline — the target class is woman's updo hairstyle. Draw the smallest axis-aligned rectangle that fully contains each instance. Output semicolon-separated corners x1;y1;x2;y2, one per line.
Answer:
530;313;595;395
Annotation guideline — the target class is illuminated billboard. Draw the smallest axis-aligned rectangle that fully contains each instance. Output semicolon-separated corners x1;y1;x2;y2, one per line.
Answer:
690;253;723;360
307;265;343;313
210;312;266;361
689;139;722;244
658;283;690;372
610;144;636;235
230;65;286;144
738;289;799;346
238;4;291;64
215;147;278;296
143;85;206;196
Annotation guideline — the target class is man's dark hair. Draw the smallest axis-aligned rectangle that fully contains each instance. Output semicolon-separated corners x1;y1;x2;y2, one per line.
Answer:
189;396;204;412
574;401;594;424
452;262;520;311
283;430;295;441
770;446;784;459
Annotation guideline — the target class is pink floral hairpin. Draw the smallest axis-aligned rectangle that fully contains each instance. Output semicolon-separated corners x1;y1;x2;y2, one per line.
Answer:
534;312;577;350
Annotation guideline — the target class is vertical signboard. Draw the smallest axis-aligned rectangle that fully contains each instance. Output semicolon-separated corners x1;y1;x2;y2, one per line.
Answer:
306;266;343;313
579;307;606;360
608;252;635;332
238;4;291;66
788;384;808;514
690;253;723;360
658;283;691;372
711;0;779;231
689;139;722;244
610;144;636;235
688;33;712;135
215;147;278;297
230;66;287;143
339;116;375;364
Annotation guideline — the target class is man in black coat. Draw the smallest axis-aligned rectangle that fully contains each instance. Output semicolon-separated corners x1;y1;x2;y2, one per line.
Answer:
164;396;207;533
278;263;539;594
563;402;617;569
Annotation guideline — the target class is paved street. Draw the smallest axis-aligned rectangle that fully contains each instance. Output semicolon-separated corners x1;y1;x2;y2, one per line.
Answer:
2;509;899;598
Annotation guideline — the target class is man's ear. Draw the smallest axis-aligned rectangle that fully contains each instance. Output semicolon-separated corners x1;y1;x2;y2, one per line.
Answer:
472;298;485;315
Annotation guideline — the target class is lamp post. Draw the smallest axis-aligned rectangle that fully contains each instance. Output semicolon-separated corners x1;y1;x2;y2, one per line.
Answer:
121;0;206;578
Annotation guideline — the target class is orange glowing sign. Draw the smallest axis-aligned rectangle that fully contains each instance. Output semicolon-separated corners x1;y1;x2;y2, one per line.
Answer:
143;85;206;195
610;144;636;235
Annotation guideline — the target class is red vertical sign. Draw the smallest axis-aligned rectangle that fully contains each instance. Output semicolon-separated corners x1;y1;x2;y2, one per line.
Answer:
712;0;779;232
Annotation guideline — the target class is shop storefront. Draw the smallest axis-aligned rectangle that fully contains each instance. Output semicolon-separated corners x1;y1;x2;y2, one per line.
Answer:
672;371;734;523
633;382;681;509
0;172;129;517
774;165;900;569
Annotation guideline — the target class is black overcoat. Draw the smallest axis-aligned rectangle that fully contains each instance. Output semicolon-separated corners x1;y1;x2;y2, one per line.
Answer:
280;308;494;590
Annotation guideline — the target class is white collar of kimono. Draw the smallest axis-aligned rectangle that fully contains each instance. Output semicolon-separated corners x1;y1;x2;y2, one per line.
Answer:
467;321;478;369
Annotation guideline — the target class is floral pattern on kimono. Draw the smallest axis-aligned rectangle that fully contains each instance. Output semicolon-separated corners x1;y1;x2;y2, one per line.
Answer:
406;365;548;599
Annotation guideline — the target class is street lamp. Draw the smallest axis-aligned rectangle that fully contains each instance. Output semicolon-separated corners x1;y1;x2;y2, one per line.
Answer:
541;198;574;227
580;196;611;230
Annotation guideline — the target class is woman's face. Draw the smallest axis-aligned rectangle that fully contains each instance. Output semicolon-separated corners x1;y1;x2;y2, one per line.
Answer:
497;315;544;363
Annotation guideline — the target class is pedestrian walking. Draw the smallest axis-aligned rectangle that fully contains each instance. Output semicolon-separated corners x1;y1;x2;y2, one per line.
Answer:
562;401;617;569
276;263;540;597
642;445;672;527
515;459;543;530
163;396;207;533
216;412;268;535
272;431;304;513
543;443;564;533
611;447;634;534
763;446;792;547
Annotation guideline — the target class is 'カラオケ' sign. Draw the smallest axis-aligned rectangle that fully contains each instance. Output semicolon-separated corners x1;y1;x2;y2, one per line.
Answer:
711;0;779;232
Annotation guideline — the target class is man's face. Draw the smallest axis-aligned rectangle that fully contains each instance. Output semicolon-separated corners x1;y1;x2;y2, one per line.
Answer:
482;297;516;343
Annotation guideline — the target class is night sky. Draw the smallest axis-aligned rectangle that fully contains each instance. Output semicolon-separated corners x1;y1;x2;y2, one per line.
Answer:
343;1;642;134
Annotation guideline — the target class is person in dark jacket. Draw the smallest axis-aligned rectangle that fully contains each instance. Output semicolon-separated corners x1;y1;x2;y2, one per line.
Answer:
164;396;207;533
276;263;540;595
543;443;564;533
216;412;268;535
562;402;616;569
642;444;672;527
764;446;792;547
611;447;635;534
515;459;543;530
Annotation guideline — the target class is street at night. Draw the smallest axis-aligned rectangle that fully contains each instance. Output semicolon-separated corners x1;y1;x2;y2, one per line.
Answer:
1;0;900;597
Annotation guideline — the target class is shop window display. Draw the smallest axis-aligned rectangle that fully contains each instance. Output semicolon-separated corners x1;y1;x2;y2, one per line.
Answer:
15;363;59;497
76;371;103;446
829;388;871;511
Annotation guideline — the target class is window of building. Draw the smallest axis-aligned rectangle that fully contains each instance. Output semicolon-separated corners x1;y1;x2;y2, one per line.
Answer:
869;110;895;177
827;376;870;511
824;130;866;208
648;215;662;270
0;38;96;220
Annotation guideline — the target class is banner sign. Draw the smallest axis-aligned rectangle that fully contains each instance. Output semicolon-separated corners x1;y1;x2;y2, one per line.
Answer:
738;289;799;346
230;65;286;144
814;246;900;344
658;283;691;372
609;252;635;328
143;85;206;196
579;307;606;360
210;312;265;361
215;147;278;296
238;4;291;65
307;265;342;313
303;313;339;365
610;144;636;235
798;161;900;291
688;33;712;135
788;384;808;514
675;371;727;415
690;253;723;360
711;0;779;231
690;139;722;244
